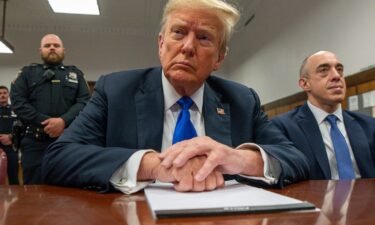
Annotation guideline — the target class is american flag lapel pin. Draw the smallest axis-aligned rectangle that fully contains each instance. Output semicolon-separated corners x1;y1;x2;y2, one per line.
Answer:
216;107;225;115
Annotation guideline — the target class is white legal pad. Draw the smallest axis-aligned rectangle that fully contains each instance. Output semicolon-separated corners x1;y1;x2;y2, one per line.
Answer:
145;181;315;219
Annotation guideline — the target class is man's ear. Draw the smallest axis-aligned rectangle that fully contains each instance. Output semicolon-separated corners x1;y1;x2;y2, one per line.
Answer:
299;77;311;91
158;33;164;56
213;51;225;71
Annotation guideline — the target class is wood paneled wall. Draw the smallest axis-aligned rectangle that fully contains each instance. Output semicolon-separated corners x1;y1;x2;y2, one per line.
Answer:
87;81;96;94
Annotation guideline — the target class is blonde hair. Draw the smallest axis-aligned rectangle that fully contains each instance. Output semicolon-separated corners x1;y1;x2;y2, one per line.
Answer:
160;0;240;54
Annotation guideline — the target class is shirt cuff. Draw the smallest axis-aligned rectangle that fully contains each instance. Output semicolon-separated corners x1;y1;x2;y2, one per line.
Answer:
236;143;281;185
110;149;155;194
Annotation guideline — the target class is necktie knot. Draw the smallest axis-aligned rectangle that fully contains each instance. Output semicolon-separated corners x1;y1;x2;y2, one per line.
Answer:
177;96;194;110
326;114;338;125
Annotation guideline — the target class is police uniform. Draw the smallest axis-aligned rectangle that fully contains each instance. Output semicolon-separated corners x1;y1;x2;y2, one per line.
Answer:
0;104;19;184
10;63;91;184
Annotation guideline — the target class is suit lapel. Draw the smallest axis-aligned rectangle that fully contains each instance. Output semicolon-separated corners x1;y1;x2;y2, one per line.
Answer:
202;82;232;147
135;68;164;152
298;104;331;178
343;112;375;177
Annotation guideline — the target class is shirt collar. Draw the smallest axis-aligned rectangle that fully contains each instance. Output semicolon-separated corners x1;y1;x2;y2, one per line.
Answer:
43;63;65;70
307;101;343;124
161;70;204;113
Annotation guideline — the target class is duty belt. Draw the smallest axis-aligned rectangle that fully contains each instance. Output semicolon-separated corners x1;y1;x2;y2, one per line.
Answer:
25;125;51;141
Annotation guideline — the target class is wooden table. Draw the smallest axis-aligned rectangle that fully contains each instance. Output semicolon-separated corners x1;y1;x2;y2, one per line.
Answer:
1;179;375;225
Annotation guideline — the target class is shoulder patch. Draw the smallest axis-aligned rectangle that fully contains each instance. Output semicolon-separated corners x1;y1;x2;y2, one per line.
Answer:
12;70;23;84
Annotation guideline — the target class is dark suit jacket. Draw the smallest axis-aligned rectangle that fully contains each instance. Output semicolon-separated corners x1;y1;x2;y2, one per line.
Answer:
42;67;309;192
272;103;375;179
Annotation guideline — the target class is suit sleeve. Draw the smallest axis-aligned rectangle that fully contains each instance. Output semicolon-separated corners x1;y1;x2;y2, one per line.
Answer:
236;89;309;188
271;116;289;137
42;76;139;192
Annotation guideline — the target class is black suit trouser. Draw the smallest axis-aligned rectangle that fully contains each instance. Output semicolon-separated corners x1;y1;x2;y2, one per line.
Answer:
20;137;55;184
2;146;19;185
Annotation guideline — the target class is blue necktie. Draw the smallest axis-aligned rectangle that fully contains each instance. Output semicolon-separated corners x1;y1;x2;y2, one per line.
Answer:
172;96;197;144
326;115;355;179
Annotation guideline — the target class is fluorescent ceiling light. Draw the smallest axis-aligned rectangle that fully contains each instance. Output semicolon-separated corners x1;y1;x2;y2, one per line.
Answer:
48;0;100;15
0;38;14;54
1;0;14;53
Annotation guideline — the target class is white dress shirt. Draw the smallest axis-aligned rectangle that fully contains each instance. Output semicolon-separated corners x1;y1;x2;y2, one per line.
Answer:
111;72;279;194
307;102;361;179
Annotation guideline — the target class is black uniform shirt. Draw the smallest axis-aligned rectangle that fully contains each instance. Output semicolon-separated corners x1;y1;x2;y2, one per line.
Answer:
0;104;16;149
10;63;91;127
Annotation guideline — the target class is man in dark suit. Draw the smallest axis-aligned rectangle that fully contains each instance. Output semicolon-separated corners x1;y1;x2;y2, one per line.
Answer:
42;0;309;193
272;51;375;180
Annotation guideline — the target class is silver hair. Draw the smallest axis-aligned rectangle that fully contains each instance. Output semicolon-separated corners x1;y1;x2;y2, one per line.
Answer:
160;0;240;55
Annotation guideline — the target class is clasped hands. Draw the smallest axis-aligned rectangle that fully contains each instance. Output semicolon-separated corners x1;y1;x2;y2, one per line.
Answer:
41;117;65;138
0;134;12;146
138;136;264;192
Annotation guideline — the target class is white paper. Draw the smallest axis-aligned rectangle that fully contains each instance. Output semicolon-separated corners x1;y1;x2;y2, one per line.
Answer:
362;90;375;108
145;180;305;212
348;95;359;111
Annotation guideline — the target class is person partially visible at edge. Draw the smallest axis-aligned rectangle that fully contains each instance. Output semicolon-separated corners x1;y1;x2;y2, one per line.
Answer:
42;0;309;193
10;34;91;184
0;85;19;184
272;51;375;180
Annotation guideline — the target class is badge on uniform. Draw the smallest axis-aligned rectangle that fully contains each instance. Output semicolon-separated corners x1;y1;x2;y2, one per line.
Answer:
68;72;78;83
11;110;17;118
216;108;225;115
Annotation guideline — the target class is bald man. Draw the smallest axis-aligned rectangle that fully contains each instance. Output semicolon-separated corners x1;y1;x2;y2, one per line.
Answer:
10;34;91;184
272;51;375;180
